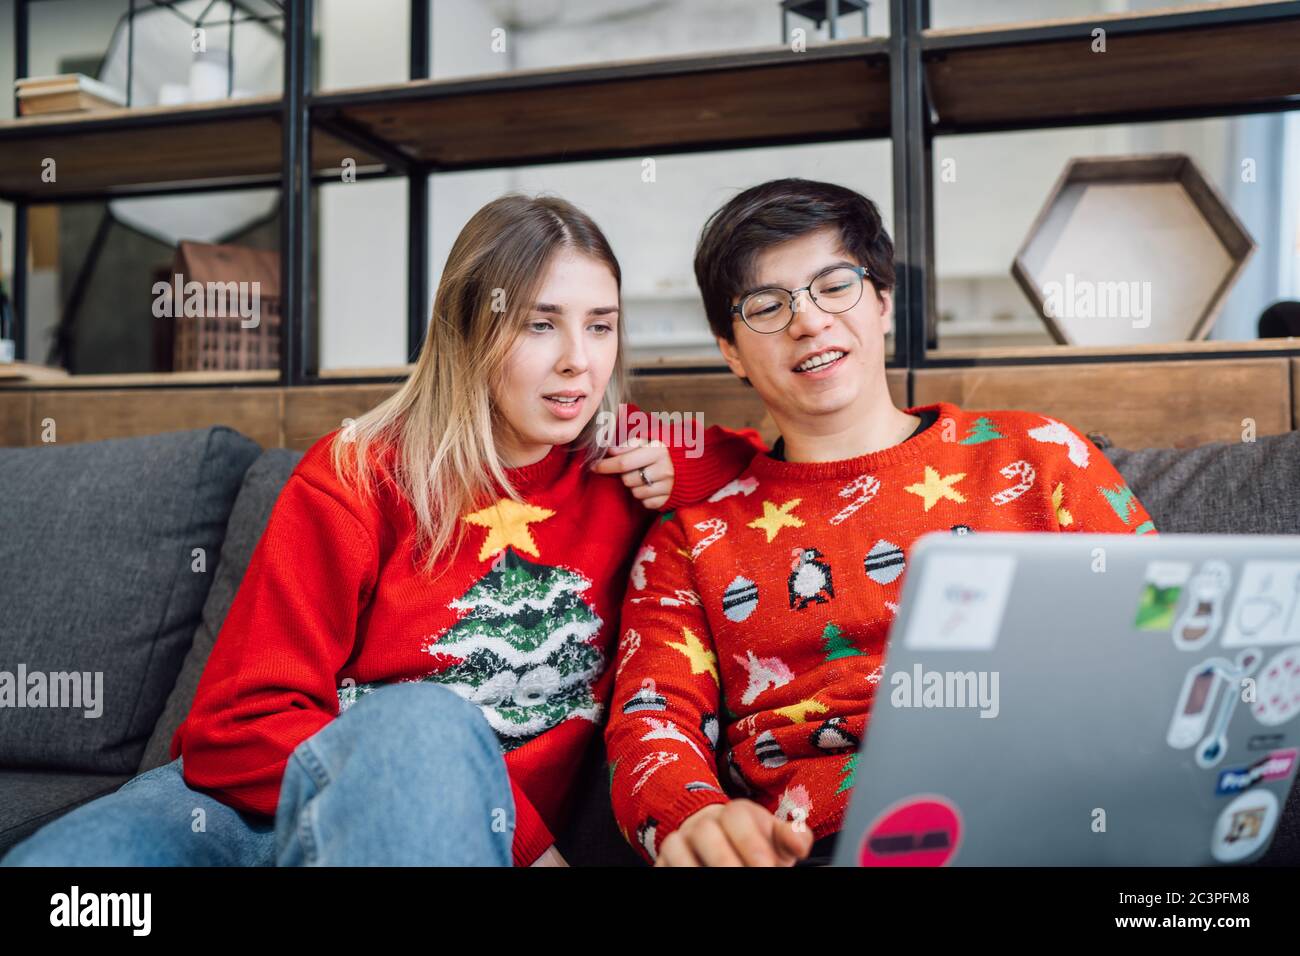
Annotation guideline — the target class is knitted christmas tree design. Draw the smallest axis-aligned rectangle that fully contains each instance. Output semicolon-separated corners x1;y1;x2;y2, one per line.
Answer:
339;547;604;750
821;622;862;661
959;416;1005;445
1099;481;1139;524
836;753;858;795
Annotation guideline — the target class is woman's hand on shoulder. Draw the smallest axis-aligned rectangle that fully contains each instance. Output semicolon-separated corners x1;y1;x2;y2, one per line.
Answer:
588;438;674;511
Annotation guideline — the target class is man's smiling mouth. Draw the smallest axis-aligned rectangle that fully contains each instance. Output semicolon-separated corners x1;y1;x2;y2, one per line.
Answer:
793;349;847;373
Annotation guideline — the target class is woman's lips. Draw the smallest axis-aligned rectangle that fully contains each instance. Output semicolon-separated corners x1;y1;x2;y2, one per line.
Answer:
542;394;585;419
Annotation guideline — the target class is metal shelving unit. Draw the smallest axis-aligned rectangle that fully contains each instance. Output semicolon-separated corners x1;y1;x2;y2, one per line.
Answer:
3;0;1299;390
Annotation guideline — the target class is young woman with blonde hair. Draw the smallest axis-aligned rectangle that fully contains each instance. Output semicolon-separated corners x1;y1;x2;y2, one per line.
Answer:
2;194;762;868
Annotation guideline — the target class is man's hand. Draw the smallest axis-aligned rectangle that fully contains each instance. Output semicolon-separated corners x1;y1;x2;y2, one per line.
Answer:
655;800;813;867
589;439;674;511
530;845;569;867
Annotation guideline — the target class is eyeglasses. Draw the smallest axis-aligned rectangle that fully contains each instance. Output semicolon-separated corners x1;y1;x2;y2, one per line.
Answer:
729;265;869;334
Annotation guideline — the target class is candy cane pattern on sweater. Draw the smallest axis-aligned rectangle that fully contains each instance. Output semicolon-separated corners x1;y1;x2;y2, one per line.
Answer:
991;460;1036;506
690;517;728;560
615;628;641;680
629;545;656;590
828;474;881;526
628;587;702;607
631;750;679;795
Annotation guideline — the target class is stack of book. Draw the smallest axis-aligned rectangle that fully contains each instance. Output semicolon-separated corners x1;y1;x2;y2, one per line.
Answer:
14;73;127;117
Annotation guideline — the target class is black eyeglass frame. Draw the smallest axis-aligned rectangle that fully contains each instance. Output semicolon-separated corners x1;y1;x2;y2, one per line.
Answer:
729;264;871;334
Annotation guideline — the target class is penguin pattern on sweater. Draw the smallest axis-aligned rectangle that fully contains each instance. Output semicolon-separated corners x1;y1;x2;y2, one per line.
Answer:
604;401;1157;862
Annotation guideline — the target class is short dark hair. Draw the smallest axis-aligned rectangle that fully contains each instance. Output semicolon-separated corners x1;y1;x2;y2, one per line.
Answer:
693;178;896;345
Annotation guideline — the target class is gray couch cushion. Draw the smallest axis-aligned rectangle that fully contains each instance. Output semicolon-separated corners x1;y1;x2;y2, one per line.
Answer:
0;769;132;855
139;448;303;772
1105;430;1300;535
0;427;260;774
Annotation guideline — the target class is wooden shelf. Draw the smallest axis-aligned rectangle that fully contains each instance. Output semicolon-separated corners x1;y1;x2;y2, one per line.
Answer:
4;6;1296;195
924;1;1300;133
0;367;280;389
312;37;892;170
0;38;890;199
928;336;1300;362
0;95;384;201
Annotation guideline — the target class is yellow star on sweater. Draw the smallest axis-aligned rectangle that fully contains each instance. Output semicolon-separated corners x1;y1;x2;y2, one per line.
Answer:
667;626;718;685
904;466;967;512
772;698;828;724
747;498;805;543
463;498;556;561
1051;481;1074;527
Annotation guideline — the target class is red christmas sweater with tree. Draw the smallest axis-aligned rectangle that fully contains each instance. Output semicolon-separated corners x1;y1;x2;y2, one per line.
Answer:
605;400;1157;862
169;404;765;866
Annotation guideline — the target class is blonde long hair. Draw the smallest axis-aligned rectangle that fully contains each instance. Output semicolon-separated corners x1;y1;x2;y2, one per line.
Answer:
329;194;629;578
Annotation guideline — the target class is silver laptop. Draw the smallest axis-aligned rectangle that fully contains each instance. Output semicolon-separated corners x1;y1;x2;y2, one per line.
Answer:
832;532;1300;866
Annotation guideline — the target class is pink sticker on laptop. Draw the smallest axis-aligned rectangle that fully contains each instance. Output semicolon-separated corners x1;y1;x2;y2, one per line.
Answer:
858;795;962;866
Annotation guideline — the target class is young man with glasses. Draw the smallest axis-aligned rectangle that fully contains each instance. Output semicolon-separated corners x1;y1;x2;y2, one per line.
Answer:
604;178;1158;867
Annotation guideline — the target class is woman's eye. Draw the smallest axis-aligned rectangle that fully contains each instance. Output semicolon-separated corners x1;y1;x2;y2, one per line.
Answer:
590;323;613;334
528;320;553;332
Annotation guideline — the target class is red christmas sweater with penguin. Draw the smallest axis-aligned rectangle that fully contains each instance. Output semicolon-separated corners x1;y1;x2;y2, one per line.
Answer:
169;403;766;866
605;400;1158;862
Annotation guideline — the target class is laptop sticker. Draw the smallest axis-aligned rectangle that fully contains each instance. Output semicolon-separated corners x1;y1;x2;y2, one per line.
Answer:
1134;561;1192;631
1210;789;1280;864
858;795;962;867
1167;648;1263;767
904;553;1015;651
1172;560;1232;651
1221;561;1300;648
1250;646;1300;726
1214;748;1298;796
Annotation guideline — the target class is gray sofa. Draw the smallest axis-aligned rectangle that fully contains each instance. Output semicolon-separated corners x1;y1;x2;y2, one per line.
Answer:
1;424;1298;866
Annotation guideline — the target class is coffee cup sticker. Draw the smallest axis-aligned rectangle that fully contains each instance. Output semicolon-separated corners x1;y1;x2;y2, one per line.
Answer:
1173;560;1232;651
1222;562;1300;648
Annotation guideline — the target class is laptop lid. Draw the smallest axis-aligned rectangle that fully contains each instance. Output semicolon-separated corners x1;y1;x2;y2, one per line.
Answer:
832;532;1300;866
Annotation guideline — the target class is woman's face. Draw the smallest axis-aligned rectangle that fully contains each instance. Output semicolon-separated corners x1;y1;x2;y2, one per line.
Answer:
492;249;621;467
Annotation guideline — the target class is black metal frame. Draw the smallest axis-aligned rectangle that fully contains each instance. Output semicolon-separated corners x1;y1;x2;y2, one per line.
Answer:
5;0;1300;390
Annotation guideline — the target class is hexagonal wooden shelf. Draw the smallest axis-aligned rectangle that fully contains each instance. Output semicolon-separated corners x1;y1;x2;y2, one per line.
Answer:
1011;154;1255;347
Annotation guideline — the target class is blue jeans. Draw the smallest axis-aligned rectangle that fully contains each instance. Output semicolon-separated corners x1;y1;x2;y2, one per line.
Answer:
1;682;516;866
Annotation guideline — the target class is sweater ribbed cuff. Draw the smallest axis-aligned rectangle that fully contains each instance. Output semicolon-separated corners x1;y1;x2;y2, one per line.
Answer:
510;778;556;867
664;440;711;510
646;789;732;862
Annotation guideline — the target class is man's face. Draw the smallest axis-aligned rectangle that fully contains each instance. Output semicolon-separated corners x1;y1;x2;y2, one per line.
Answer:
715;226;892;425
